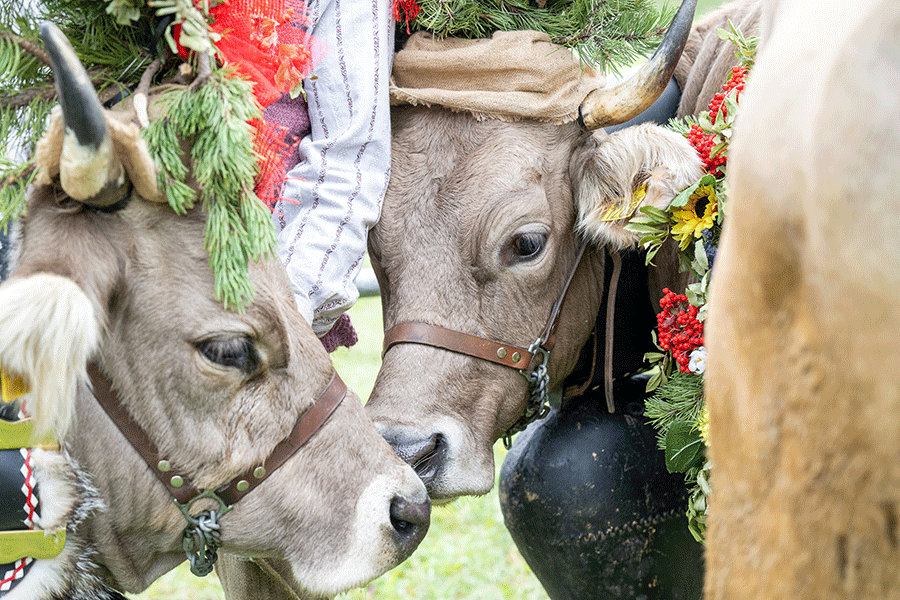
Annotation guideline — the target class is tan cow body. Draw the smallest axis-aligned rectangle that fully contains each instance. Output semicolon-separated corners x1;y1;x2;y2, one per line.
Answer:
0;25;428;600
705;0;900;597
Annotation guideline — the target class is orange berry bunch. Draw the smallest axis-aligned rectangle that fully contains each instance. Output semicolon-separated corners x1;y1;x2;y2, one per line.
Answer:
686;124;726;177
657;289;705;373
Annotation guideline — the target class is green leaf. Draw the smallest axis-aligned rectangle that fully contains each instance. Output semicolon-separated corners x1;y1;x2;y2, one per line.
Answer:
644;243;661;266
692;238;709;274
645;369;663;393
665;421;704;473
669;184;693;208
623;222;665;234
636;205;670;222
698;173;718;187
644;352;666;363
637;232;664;245
709;141;727;159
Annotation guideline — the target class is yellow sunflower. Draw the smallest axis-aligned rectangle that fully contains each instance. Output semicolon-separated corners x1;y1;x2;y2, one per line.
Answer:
671;185;717;250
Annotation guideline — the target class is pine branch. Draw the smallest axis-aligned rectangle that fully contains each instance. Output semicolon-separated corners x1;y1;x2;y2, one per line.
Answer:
644;371;705;450
0;32;51;68
143;73;276;311
408;0;675;72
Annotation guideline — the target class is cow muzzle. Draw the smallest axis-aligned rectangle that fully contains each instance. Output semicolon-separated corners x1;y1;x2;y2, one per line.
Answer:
374;415;497;502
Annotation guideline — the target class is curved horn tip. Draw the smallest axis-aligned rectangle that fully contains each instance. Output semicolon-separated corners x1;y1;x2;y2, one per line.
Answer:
578;0;698;130
40;21;108;150
41;21;131;206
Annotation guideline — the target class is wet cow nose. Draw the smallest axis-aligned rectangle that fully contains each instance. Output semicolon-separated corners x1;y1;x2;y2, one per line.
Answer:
389;495;431;558
388;433;447;489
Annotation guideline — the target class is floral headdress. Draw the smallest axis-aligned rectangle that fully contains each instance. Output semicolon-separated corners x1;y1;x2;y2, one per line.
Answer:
1;0;315;310
624;22;757;542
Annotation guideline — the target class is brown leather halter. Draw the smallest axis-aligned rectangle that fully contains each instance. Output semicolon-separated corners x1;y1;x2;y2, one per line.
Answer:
382;241;589;447
86;363;346;575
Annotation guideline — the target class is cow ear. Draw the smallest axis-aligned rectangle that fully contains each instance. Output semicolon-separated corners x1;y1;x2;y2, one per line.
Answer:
572;123;703;250
0;273;100;441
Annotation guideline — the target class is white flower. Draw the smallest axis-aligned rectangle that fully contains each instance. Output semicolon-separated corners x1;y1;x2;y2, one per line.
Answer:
688;346;707;375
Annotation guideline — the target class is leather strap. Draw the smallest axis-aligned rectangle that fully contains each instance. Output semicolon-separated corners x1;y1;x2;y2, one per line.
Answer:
532;241;588;361
603;250;623;413
87;364;346;508
383;322;533;370
88;363;201;504
382;241;589;376
220;373;346;505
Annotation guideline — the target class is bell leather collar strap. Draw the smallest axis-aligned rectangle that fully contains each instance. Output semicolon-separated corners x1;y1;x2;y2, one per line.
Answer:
86;363;346;507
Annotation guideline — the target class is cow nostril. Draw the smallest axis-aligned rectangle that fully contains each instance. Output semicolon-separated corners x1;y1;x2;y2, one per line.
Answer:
389;495;431;557
387;433;447;488
410;433;446;481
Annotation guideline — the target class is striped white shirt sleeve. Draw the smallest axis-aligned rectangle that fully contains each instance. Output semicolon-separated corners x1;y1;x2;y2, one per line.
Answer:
274;0;394;337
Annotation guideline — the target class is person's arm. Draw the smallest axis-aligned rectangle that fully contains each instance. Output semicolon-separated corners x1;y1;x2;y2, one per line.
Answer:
274;0;394;337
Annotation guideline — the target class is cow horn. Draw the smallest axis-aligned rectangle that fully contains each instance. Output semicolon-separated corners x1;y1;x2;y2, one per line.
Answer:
578;0;697;130
40;22;128;207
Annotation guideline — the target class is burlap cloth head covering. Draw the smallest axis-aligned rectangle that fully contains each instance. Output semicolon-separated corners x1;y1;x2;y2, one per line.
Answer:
390;30;607;124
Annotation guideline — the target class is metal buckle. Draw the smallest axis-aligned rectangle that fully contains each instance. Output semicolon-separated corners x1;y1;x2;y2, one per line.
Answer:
503;339;552;448
176;489;233;577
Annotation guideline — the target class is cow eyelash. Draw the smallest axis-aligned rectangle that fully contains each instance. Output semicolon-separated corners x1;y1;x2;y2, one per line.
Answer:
195;335;261;373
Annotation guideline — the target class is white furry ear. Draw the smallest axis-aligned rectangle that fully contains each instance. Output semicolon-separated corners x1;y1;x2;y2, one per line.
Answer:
574;123;704;250
0;274;100;441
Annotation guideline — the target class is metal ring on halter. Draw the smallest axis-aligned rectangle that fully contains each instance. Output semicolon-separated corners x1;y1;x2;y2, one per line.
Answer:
176;489;233;576
503;340;552;449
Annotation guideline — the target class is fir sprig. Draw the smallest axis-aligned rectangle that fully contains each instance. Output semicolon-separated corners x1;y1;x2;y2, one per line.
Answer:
408;0;676;73
142;74;277;311
644;370;705;450
2;2;276;311
0;0;174;231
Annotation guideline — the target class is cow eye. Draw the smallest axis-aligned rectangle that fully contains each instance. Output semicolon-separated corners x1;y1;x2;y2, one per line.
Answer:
195;336;260;373
512;232;547;259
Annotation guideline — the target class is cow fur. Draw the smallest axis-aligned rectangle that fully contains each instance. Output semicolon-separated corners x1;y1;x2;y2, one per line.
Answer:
575;123;705;249
705;0;900;597
0;85;428;599
675;0;764;118
366;106;701;500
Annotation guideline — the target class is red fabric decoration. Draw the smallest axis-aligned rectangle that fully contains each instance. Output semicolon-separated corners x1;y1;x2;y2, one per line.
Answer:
210;0;314;106
170;1;315;203
171;1;315;107
393;0;420;34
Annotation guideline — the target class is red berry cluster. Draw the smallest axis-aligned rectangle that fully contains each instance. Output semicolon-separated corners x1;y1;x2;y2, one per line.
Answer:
657;289;704;372
687;124;726;177
708;66;748;124
685;65;749;178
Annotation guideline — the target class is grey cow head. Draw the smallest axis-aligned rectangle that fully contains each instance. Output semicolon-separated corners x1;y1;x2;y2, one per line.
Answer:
366;0;703;501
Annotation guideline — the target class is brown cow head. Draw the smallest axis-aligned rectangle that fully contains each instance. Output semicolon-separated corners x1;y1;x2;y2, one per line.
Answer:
366;0;703;501
0;24;428;599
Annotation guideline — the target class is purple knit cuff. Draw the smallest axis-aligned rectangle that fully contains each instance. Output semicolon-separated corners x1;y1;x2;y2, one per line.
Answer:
320;312;358;352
